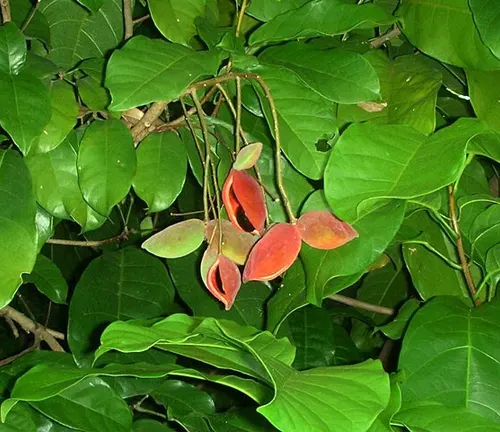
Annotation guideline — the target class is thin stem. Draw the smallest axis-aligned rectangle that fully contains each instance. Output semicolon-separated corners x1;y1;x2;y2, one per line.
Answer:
235;0;248;37
0;335;40;367
448;185;478;303
170;210;204;217
46;230;131;248
235;77;242;154
21;0;39;32
329;294;395;316
132;396;167;420
370;25;401;49
133;14;150;25
123;0;133;40
0;0;11;23
404;240;462;270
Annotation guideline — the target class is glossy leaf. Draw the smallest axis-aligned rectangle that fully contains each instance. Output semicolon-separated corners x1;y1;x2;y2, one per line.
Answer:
26;132;107;232
260;42;380;104
142;219;205;259
106;36;224;111
77;58;111;111
39;0;124;70
68;248;175;366
31;80;79;154
468;130;500;163
399;296;500;422
243;223;302;282
246;0;310;22
397;0;500;70
78;119;136;216
466;69;500;131
10;0;51;47
205;254;242;310
469;0;500;60
0;71;51;154
133;420;175;431
324;118;485;221
0;151;37;309
0;22;26;75
486;244;500;289
249;0;395;46
148;0;218;46
76;0;104;13
233;142;263;171
297;211;358;250
133;132;188;212
23;255;68;304
2;403;74;432
377;299;420;340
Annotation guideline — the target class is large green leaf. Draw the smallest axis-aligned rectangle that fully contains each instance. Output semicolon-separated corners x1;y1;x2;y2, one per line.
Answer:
260;42;380;104
77;58;111;111
246;0;309;21
106;36;224;111
251;64;336;180
469;204;500;265
26;132;106;232
76;0;104;13
324;118;485;221
10;0;51;47
0;71;51;154
39;0;123;70
133;420;175;431
249;0;395;46
466;69;500;131
2;403;74;432
468;130;500;163
399;296;500;423
258;358;390;432
0;151;37;308
338;52;442;135
148;0;218;46
469;0;500;60
0;22;26;75
23;255;68;304
68;248;175;366
133;132;187;212
77;119;136;216
397;0;500;70
31;80;79;154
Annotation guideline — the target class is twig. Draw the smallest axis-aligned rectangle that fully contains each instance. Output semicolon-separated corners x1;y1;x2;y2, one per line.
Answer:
5;316;19;338
132;396;167;420
235;77;242;153
133;14;150;25
370;25;401;49
20;0;39;31
131;102;167;143
123;0;133;40
448;185;478;303
170;210;204;217
378;339;395;372
0;306;65;351
0;334;41;368
329;294;395;316
235;0;248;37
46;230;132;248
0;0;11;23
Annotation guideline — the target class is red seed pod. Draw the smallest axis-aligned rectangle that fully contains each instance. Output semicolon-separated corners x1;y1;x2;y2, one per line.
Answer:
222;169;267;236
297;211;358;250
243;223;301;282
202;251;242;311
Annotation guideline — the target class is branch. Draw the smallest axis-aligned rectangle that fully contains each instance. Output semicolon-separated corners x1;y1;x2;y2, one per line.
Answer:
448;185;478;303
46;230;132;248
21;0;39;31
0;0;11;23
329;294;395;316
133;14;150;25
123;0;133;40
235;0;248;37
370;25;401;49
0;306;65;352
0;335;40;368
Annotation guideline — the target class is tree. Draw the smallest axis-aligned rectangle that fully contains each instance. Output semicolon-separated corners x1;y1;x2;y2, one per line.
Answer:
0;0;499;430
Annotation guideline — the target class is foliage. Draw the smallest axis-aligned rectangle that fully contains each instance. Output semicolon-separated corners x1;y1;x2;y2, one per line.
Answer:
0;0;499;431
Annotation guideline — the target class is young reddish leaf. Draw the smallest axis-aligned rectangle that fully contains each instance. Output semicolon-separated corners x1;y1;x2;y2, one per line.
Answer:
204;254;242;310
233;142;263;171
222;169;267;235
142;218;205;259
205;219;258;265
243;223;301;282
297;211;358;250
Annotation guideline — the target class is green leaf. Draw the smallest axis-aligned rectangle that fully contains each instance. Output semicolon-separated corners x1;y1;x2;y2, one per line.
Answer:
377;299;420;340
78;119;136;216
324;118;485;221
0;22;26;75
469;0;500;60
39;0;123;70
466;69;500;131
10;0;51;47
31;80;79;154
34;205;54;252
260;42;380;103
397;0;500;70
133;132;188;212
245;0;309;22
249;0;395;46
301;199;406;306
148;0;218;46
399;296;500;422
133;419;175;431
76;0;104;13
168;248;271;329
68;248;175;366
77;58;111;111
468;130;500;163
23;255;68;304
26;132;106;232
258;358;390;432
338;52;442;135
368;379;402;432
486;244;500;289
251;64;336;180
0;151;37;309
2;403;74;432
207;408;277;432
470;204;500;264
394;402;500;432
23;53;59;84
106;36;224;111
0;71;51;154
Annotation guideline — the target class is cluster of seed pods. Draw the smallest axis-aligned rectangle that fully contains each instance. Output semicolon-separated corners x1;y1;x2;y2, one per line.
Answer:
142;142;358;311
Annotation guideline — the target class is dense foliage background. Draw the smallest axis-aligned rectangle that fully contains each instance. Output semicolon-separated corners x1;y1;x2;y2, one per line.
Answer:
0;0;499;431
